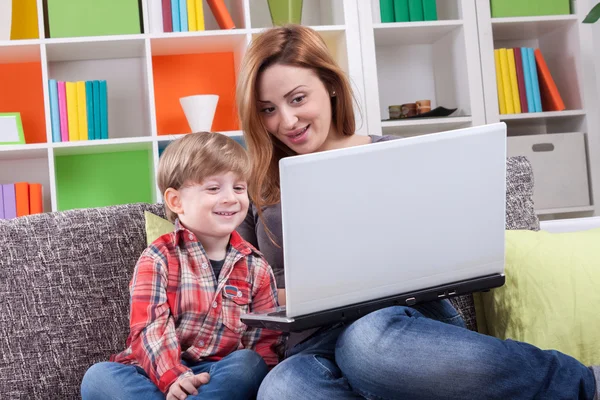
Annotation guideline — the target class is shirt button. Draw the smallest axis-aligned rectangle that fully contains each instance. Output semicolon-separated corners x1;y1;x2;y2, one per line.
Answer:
198;340;205;347
201;263;208;269
212;301;218;308
188;233;193;240
237;291;243;298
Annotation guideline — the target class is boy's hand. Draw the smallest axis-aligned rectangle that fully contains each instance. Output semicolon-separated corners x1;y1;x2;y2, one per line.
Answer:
167;372;210;400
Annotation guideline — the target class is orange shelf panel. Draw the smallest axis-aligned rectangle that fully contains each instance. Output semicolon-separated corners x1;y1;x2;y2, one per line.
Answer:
153;52;239;135
0;62;46;144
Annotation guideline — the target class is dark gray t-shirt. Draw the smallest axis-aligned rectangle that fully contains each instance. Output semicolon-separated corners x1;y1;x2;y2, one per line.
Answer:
236;135;398;289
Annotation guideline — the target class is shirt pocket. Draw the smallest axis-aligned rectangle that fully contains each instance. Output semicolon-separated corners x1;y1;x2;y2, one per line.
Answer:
221;280;251;333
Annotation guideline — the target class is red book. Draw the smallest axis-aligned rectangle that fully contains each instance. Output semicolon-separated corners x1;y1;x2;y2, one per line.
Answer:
513;48;528;113
162;0;173;32
29;183;43;214
534;48;566;111
206;0;235;29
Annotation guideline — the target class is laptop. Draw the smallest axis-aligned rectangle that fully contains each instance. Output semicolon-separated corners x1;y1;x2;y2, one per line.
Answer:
241;122;507;332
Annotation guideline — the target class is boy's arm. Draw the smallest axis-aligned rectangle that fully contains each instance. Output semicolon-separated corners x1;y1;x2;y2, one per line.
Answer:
127;252;192;392
240;259;286;366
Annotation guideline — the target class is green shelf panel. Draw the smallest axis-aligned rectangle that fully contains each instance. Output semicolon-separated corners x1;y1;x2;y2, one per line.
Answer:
490;0;571;18
55;150;153;211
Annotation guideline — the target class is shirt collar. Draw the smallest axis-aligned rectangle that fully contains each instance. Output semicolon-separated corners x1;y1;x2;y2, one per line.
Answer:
171;219;253;257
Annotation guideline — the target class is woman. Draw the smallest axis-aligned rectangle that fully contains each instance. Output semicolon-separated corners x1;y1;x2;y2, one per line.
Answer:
235;24;599;400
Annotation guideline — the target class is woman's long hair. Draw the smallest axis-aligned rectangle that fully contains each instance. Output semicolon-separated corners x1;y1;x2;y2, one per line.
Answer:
237;25;356;210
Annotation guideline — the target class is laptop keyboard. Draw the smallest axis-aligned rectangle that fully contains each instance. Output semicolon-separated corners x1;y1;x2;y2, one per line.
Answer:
267;310;287;317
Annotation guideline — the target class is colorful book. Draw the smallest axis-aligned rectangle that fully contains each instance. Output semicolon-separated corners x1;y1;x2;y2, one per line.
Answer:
29;183;43;215
171;0;181;32
527;48;542;112
76;81;89;140
93;80;101;140
187;0;197;31
85;81;95;140
65;81;79;141
48;79;61;142
2;184;16;219
99;80;109;140
57;81;69;142
195;0;205;30
14;182;29;217
534;48;566;112
179;0;188;31
408;0;424;21
206;0;235;29
393;0;409;22
521;48;535;113
422;0;438;21
10;0;38;40
499;48;515;114
380;0;395;22
494;49;507;114
507;49;521;114
148;0;164;33
513;48;528;113
0;185;4;219
162;0;173;32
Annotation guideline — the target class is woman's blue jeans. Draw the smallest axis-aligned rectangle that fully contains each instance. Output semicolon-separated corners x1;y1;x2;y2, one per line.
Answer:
257;300;596;400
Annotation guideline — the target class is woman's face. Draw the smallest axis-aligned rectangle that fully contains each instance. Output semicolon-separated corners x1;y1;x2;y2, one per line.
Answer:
257;64;334;155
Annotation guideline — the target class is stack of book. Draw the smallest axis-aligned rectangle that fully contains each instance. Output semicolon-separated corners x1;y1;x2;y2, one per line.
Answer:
48;79;108;143
156;0;235;32
494;47;565;115
380;0;437;23
0;182;43;219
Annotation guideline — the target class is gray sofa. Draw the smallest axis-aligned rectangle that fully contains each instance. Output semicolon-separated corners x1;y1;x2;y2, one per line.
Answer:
0;157;539;399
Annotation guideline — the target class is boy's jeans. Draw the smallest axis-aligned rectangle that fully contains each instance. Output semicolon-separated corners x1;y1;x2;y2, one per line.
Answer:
81;349;268;400
258;300;596;400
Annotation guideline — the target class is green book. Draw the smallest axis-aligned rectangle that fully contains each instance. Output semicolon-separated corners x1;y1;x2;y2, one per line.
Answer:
393;0;410;22
380;0;395;23
47;0;141;38
490;0;570;18
408;0;424;21
422;0;438;21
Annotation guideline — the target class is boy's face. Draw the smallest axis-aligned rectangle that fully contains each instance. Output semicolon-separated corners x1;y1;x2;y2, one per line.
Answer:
176;171;249;241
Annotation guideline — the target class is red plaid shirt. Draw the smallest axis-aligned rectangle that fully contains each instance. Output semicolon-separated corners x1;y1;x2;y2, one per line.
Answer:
111;221;284;393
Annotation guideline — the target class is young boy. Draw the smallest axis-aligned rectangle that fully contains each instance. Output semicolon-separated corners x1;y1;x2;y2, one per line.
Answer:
81;132;284;400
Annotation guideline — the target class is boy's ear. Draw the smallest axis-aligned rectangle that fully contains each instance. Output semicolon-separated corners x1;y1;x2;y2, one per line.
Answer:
164;188;184;215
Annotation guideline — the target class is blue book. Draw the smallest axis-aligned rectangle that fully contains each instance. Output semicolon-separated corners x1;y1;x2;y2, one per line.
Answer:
93;80;101;140
521;48;535;113
99;80;109;140
0;184;4;219
48;79;61;142
85;81;95;141
527;48;542;112
179;0;188;31
171;0;181;32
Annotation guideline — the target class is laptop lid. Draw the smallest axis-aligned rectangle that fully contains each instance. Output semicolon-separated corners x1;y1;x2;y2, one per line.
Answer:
279;123;507;318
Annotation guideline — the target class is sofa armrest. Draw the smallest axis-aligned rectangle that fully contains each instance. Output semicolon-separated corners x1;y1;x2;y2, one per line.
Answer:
540;216;600;233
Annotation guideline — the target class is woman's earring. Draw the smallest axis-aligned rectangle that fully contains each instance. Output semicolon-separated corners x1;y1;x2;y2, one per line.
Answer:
331;91;336;97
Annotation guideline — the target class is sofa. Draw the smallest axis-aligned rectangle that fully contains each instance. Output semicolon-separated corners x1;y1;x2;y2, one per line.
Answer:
0;156;570;399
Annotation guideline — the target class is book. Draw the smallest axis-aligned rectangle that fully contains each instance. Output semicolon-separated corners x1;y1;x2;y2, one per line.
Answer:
380;0;395;23
195;0;205;30
534;48;566;111
2;184;16;219
0;185;3;219
393;0;409;22
499;48;515;114
14;182;29;217
148;0;165;33
93;80;101;140
206;0;235;29
58;81;69;142
527;48;542;112
29;183;43;215
422;0;438;21
10;0;38;40
408;0;424;21
85;81;95;140
76;81;89;140
507;49;521;113
179;0;188;32
187;0;197;31
65;81;79;141
99;80;109;140
162;0;173;32
171;0;181;32
48;79;61;142
494;49;507;114
513;48;528;113
521;47;535;113
490;0;570;18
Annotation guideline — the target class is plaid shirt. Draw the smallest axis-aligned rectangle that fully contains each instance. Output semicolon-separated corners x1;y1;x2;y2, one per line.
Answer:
111;220;284;393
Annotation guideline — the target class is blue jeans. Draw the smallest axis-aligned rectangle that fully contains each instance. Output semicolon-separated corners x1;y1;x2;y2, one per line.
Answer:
81;349;268;400
257;300;596;400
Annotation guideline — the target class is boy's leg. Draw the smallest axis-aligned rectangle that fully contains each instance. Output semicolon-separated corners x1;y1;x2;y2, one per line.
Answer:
186;349;268;400
81;361;164;400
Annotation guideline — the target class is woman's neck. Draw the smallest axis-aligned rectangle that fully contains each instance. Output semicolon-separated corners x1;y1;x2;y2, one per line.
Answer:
317;129;372;152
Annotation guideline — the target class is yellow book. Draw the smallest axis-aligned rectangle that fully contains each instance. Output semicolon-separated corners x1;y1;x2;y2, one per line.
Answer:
506;49;521;114
494;49;507;115
65;82;79;141
187;0;197;31
10;0;39;39
76;81;89;140
195;0;205;31
499;48;515;114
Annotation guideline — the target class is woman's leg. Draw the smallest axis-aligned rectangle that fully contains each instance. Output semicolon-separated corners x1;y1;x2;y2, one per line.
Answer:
81;361;164;400
335;304;597;400
257;324;364;400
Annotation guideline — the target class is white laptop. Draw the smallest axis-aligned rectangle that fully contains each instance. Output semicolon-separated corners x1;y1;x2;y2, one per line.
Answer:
241;123;507;332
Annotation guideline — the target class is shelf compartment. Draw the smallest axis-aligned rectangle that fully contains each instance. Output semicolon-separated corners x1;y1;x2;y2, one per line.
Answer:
0;151;52;212
0;61;47;144
381;116;472;136
249;0;346;28
371;0;462;23
0;40;41;63
373;20;463;46
45;36;146;62
491;15;578;41
54;147;154;211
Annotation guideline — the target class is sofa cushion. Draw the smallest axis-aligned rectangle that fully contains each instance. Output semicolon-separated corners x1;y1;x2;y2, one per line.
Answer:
0;203;165;399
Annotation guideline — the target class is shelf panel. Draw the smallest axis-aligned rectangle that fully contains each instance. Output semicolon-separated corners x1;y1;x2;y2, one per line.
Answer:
537;205;595;216
45;35;146;61
500;110;585;123
381;116;472;135
150;31;248;56
491;15;577;41
373;20;463;46
52;137;153;156
0;144;49;160
0;40;41;63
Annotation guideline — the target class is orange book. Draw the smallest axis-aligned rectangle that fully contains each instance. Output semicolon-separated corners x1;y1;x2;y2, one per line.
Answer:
206;0;235;29
534;48;565;111
14;182;30;217
29;183;43;214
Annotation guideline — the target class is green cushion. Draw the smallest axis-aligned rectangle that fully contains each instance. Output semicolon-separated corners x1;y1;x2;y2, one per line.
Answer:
144;211;174;246
478;228;600;365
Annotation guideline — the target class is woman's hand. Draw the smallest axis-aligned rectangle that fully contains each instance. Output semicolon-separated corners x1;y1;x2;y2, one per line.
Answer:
278;289;286;306
166;372;210;400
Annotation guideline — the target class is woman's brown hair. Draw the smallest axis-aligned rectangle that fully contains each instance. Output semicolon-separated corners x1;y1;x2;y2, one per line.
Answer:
236;24;356;210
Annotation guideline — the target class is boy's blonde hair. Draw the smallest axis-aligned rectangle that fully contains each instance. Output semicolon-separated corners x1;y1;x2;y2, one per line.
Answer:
157;132;251;222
